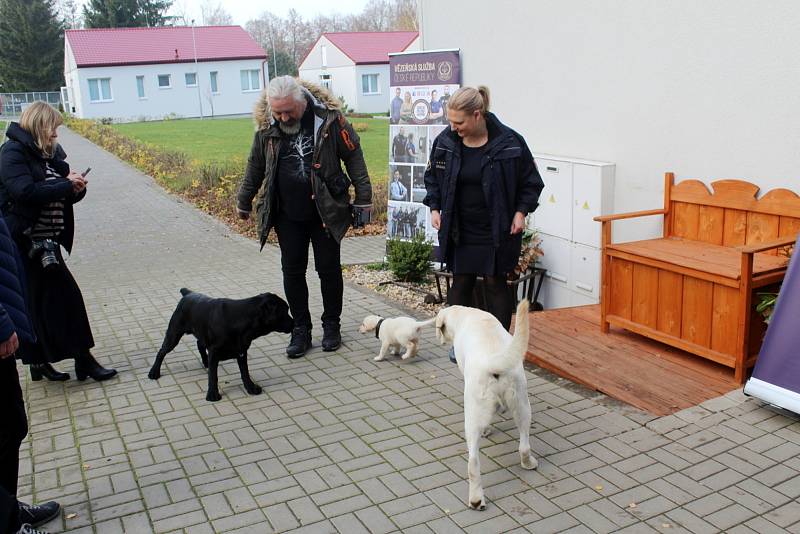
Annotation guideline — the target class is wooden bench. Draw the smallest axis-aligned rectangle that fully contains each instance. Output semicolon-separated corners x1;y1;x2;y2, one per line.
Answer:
595;173;800;383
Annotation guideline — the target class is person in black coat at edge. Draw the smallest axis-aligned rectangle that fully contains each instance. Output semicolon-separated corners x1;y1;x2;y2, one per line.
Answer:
423;86;544;362
0;102;116;382
0;215;61;533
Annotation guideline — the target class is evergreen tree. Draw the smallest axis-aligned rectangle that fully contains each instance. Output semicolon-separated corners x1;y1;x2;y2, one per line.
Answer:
0;0;64;92
82;0;172;28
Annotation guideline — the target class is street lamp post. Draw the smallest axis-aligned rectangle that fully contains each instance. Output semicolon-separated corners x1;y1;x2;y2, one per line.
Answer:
191;19;204;119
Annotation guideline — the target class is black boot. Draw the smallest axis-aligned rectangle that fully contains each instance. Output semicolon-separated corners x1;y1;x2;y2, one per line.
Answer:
18;500;60;527
286;326;312;359
74;352;117;381
321;321;341;352
29;364;70;382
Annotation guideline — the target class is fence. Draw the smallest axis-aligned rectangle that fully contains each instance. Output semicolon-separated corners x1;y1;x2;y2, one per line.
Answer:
0;92;62;116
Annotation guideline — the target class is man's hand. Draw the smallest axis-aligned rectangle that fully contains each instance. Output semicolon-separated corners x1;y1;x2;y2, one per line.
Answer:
0;332;19;359
510;211;526;234
237;209;250;221
430;210;441;230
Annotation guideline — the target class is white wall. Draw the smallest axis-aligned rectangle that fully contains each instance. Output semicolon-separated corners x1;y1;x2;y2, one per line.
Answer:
72;59;266;122
63;40;80;115
420;0;800;242
299;66;358;112
354;64;390;114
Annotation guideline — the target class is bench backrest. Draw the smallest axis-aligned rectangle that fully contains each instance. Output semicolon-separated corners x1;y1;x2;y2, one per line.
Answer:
664;173;800;248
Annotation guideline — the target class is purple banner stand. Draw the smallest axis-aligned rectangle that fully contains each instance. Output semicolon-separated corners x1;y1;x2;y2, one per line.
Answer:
744;236;800;415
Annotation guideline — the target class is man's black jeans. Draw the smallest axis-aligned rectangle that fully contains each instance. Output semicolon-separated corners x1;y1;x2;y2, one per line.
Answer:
275;216;343;330
0;357;27;534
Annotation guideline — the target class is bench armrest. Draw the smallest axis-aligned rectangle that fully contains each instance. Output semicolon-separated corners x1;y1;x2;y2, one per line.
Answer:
593;209;667;223
739;235;798;255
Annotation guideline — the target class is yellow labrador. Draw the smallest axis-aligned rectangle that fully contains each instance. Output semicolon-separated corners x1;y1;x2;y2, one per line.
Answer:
435;299;537;510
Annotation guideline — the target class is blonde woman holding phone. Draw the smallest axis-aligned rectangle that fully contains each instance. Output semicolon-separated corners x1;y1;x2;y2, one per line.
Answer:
0;102;116;383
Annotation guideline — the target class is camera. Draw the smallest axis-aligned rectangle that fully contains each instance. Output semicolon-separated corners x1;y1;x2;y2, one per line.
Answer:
29;238;60;269
351;204;372;229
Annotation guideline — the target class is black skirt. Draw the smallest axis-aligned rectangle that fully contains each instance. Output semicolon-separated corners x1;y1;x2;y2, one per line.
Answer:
448;239;520;276
16;246;94;365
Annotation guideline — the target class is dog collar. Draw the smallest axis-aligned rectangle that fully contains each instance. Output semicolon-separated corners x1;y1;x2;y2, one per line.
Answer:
375;318;384;339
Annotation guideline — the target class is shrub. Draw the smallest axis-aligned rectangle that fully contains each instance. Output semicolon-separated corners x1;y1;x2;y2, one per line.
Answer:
352;122;369;133
387;233;433;282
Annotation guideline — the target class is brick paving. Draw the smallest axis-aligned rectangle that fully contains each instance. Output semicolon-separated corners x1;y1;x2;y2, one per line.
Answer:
15;126;800;533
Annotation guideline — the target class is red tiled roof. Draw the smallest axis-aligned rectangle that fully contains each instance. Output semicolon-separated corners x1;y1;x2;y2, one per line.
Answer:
317;31;418;65
66;26;266;68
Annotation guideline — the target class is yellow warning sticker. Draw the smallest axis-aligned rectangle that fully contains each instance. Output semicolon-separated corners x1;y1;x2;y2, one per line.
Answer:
549;194;556;203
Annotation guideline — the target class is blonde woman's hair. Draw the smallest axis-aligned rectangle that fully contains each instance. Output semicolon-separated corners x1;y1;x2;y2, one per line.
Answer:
19;101;63;158
447;86;491;116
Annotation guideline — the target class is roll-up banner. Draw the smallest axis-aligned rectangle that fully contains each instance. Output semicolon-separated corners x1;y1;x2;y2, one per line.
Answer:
387;49;460;248
744;236;800;415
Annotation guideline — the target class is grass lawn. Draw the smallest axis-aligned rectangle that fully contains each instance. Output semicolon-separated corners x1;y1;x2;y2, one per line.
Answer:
111;116;390;182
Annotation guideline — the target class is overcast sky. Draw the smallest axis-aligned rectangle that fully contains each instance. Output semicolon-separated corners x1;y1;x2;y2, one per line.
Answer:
166;0;371;26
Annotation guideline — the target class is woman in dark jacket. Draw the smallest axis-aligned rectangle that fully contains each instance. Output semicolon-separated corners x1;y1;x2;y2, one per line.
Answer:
0;215;61;534
0;102;116;382
423;86;544;331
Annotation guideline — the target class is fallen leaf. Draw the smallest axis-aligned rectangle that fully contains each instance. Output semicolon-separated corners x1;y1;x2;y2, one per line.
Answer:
66;513;78;519
662;524;671;529
430;375;436;379
444;509;449;514
594;485;603;491
82;464;90;470
628;503;637;508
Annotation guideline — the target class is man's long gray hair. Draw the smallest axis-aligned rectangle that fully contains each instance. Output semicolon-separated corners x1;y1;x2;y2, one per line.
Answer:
268;76;304;103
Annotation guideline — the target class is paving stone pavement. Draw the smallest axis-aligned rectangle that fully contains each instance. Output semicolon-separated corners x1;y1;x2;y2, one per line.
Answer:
15;126;800;534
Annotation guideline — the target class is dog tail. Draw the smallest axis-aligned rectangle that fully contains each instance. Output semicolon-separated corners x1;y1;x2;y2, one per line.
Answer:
180;288;192;296
489;299;530;374
416;317;436;328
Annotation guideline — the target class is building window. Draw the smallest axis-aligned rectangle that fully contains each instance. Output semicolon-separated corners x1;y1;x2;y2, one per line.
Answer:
240;69;260;92
210;71;219;93
158;74;171;88
88;78;112;102
185;72;197;87
319;74;331;91
136;76;145;99
361;74;379;95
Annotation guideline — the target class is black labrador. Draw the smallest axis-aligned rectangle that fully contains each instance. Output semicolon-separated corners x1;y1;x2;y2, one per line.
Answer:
148;288;294;401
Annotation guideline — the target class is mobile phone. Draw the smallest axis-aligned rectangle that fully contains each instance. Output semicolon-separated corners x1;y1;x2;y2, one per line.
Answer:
81;167;91;178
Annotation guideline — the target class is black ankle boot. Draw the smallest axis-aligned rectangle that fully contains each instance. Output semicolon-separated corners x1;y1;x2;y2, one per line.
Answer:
286;326;312;359
74;352;117;381
321;321;341;352
29;364;70;382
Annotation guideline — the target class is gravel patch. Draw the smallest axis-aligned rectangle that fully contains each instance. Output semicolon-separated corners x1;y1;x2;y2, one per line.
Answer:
343;264;446;317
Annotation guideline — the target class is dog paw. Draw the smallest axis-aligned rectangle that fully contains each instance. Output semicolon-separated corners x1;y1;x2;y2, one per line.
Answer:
373;355;385;361
245;383;263;395
147;369;160;380
468;498;486;511
481;426;493;437
520;452;538;470
206;391;222;402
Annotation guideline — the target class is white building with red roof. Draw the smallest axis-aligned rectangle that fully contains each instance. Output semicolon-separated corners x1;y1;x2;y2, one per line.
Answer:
298;31;419;114
64;26;267;121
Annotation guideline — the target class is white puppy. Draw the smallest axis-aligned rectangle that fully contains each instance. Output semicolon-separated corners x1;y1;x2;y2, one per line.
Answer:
359;315;435;361
435;299;537;510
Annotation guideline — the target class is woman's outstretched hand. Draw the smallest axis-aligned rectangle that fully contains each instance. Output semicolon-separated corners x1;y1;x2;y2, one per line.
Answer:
510;212;526;234
431;210;441;230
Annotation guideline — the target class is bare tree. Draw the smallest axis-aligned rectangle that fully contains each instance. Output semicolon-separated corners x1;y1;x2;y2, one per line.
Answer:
56;0;82;28
200;0;232;25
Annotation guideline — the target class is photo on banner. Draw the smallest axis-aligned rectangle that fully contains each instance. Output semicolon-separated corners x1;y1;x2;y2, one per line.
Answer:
387;49;460;248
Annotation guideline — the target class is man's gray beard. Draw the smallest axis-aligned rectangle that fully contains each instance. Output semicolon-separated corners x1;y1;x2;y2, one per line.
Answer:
278;120;302;135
